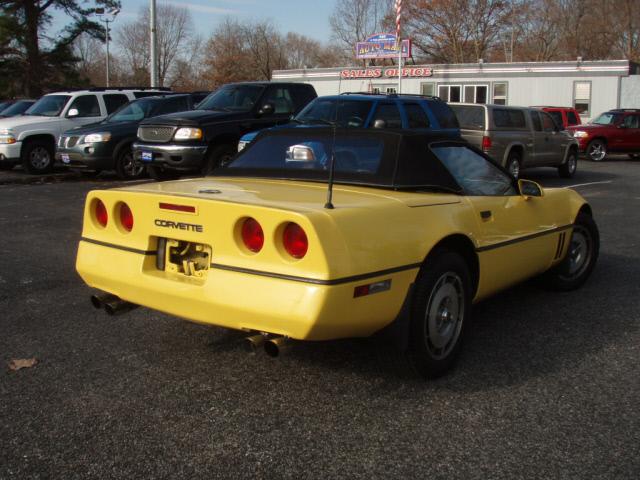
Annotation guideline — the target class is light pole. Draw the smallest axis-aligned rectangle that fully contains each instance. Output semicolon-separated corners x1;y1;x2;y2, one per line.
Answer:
150;0;158;87
96;8;120;87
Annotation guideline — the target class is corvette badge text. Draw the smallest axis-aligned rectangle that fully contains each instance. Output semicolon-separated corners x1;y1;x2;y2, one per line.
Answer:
154;219;203;232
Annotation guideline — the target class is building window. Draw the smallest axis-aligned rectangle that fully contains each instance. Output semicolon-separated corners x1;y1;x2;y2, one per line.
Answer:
438;85;461;103
421;82;435;96
492;83;507;105
372;85;396;94
463;85;488;104
574;81;591;116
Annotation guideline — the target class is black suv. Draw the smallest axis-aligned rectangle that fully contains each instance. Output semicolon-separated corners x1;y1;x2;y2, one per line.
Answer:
56;94;200;179
133;82;317;180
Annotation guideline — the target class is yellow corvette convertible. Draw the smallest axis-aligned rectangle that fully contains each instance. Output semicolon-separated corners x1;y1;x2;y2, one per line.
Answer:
77;128;599;377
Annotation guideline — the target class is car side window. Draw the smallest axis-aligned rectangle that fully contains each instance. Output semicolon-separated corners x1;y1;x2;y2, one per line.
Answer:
431;144;517;196
68;95;101;117
529;111;542;131
548;111;563;129
370;103;402;128
103;94;129;114
404;103;430;128
622;114;640;129
567;110;580;125
262;87;295;114
541;111;557;132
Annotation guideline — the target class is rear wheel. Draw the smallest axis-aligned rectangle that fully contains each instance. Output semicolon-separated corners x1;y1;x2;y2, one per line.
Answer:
586;139;607;162
147;165;180;181
22;139;54;174
505;151;521;179
201;144;236;176
407;250;471;378
115;145;145;180
540;213;599;291
558;150;578;178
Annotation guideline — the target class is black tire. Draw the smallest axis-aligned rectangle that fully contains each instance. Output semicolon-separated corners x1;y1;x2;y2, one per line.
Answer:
0;162;15;171
115;145;145;180
505;151;522;179
406;249;472;378
201;144;236;176
21;139;54;174
586;139;607;162
540;212;599;291
147;165;180;182
558;150;578;178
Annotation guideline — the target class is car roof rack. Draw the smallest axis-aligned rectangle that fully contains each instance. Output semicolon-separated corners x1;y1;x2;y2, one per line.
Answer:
87;86;172;92
339;92;441;100
610;108;640;113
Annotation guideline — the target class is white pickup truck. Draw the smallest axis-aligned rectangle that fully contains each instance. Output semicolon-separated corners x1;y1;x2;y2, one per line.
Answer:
0;88;166;174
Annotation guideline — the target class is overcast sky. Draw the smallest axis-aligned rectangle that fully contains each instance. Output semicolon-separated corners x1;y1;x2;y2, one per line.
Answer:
51;0;338;44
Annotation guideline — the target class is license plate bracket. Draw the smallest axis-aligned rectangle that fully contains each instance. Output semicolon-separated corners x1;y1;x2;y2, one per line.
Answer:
61;153;70;163
141;151;153;162
157;238;211;278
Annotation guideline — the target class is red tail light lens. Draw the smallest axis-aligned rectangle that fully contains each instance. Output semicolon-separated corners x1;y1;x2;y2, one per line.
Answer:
95;199;108;227
283;222;308;259
481;135;492;151
120;203;134;232
241;217;264;252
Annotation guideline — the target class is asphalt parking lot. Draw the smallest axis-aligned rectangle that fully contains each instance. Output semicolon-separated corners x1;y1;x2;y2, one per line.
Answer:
1;159;639;479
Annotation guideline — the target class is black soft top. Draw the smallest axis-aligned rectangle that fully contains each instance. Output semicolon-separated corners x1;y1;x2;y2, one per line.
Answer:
215;127;465;192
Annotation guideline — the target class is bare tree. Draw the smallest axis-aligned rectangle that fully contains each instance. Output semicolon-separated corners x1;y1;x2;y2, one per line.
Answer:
330;0;391;61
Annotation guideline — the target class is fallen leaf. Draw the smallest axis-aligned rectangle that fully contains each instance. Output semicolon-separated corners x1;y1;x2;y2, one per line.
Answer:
8;358;38;371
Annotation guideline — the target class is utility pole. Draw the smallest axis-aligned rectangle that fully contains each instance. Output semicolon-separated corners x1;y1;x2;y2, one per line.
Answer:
96;8;120;87
150;0;159;87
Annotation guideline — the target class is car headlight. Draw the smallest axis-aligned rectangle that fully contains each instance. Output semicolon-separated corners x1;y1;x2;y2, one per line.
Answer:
0;134;16;144
83;132;112;143
174;127;203;140
573;130;589;138
238;140;248;152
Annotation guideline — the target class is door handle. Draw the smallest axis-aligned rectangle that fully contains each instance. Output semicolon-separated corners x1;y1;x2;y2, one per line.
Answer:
480;210;492;220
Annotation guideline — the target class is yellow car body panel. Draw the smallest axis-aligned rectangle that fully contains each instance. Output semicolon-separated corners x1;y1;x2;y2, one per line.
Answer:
76;177;588;340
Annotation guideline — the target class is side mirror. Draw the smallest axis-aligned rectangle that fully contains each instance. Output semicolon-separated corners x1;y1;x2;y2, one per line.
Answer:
67;108;79;118
258;103;274;116
518;179;544;198
373;119;386;129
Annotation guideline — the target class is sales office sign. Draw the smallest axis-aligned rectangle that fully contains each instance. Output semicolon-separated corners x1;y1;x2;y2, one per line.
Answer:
340;67;433;79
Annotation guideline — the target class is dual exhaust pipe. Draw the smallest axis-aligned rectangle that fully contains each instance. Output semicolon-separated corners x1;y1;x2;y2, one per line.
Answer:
90;292;138;316
245;334;291;357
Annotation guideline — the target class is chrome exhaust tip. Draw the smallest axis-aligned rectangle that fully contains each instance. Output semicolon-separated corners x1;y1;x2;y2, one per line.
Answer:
103;298;138;316
264;337;291;357
244;334;267;353
90;293;118;310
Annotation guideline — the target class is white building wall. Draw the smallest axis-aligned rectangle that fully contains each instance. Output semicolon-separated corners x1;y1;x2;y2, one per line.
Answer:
621;75;640;108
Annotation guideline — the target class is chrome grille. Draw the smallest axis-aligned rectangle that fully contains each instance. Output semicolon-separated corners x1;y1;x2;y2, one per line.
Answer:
138;126;175;143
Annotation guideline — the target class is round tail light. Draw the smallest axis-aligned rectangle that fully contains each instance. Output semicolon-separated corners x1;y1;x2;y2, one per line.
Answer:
95;199;108;227
283;222;308;259
120;203;134;232
241;217;264;252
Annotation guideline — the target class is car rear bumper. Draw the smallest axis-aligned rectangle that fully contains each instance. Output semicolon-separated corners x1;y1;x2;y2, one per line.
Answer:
76;239;414;341
0;142;22;162
132;142;207;171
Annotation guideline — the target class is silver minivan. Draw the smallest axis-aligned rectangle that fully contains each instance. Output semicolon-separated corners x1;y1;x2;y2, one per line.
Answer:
450;103;579;178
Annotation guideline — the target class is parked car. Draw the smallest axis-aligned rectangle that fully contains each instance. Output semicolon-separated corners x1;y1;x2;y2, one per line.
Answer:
56;94;200;179
567;109;640;161
0;99;36;118
77;128;599;378
532;106;582;130
449;103;579;178
237;92;460;151
0;87;168;173
133;82;317;180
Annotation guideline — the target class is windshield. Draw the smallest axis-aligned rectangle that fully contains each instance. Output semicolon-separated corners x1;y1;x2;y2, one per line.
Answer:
0;101;12;112
295;99;373;127
107;98;156;123
0;100;33;116
25;95;70;117
197;85;265;112
591;112;622;125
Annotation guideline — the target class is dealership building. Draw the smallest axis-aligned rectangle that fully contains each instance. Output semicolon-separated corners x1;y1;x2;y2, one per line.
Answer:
273;59;640;121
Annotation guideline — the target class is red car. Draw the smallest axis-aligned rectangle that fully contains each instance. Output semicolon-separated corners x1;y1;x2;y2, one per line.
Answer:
567;109;640;161
532;106;582;129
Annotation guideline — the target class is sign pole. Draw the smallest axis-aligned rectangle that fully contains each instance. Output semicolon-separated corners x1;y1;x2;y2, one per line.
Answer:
398;40;402;94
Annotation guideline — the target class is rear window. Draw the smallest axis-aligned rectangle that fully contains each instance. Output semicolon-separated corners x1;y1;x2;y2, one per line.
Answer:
430;101;459;129
493;108;526;128
450;105;485;130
